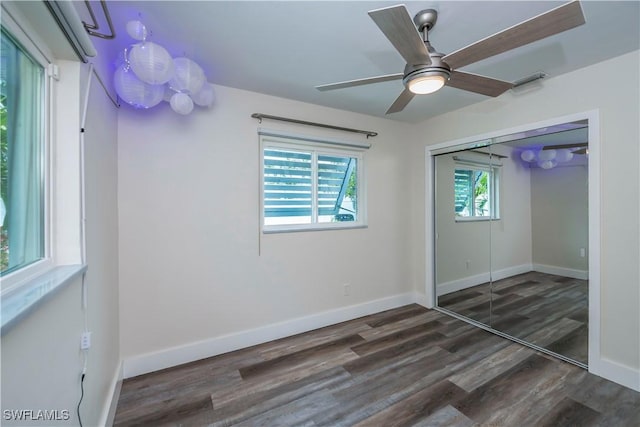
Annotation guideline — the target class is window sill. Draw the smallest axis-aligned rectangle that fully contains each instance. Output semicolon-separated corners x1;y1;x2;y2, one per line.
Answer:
455;217;501;223
263;224;368;234
1;264;87;335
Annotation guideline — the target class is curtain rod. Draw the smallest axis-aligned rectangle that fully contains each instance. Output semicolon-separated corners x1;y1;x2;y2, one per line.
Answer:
83;0;116;39
452;156;503;167
473;150;507;159
251;113;377;138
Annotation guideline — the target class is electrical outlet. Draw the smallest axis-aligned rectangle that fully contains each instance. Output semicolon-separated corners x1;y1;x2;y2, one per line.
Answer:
466;260;471;269
81;332;91;350
343;283;350;296
580;248;586;258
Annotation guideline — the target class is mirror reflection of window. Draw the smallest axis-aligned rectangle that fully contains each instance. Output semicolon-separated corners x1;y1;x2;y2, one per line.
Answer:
454;166;498;219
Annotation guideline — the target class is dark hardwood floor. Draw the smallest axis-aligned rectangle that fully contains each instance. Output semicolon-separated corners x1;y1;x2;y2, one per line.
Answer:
113;304;639;426
438;271;588;364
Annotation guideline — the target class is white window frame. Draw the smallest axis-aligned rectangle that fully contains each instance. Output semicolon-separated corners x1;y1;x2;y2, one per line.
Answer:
260;134;367;233
454;162;500;222
0;10;54;292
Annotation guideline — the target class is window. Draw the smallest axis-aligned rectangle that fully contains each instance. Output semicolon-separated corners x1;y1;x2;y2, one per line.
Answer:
454;164;499;220
261;135;365;232
0;27;46;276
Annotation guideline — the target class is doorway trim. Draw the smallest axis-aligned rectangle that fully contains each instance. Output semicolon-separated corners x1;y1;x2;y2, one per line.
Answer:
424;109;601;376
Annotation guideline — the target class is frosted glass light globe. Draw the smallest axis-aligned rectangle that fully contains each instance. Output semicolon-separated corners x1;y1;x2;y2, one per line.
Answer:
538;159;557;170
170;92;194;115
163;86;175;102
538;149;557;162
192;82;215;107
407;74;446;94
126;20;147;41
520;149;536;162
113;64;164;109
169;57;205;95
555;148;574;162
129;42;175;85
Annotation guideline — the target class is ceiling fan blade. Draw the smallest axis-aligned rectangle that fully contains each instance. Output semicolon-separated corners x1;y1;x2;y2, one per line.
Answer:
447;70;513;97
315;73;404;92
443;1;585;70
368;5;431;66
386;88;415;114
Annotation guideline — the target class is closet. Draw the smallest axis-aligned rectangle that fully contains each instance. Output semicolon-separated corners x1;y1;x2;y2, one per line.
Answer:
434;119;589;366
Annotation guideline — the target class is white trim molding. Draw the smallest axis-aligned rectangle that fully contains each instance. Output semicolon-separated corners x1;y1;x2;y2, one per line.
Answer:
122;293;416;378
590;357;640;392
413;292;430;308
437;264;533;296
585;109;603;388
532;263;588;280
99;361;124;427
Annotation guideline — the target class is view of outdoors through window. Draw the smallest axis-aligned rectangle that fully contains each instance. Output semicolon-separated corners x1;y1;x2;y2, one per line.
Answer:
0;28;45;275
1;64;7;271
454;168;492;218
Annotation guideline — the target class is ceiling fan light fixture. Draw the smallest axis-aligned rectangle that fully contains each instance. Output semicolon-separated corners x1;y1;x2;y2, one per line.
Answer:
405;68;450;95
408;74;446;94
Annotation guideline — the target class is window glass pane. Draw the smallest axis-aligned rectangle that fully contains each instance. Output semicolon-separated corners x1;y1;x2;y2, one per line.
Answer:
263;148;312;225
1;28;45;275
473;170;490;217
454;169;473;217
317;154;357;223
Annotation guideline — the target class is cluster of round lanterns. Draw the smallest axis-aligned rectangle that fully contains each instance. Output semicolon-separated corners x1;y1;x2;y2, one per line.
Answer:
113;20;215;115
520;148;574;169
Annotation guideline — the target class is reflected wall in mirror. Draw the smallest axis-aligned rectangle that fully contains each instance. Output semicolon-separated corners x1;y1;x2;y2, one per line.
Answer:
435;119;589;366
435;150;491;324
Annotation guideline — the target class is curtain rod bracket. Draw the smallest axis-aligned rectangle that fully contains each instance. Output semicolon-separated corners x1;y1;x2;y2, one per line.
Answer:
251;113;377;138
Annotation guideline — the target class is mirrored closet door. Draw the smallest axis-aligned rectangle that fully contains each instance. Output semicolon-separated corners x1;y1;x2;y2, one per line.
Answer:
435;120;589;366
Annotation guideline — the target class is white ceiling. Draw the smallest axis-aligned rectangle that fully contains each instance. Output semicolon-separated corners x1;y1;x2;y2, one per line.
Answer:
90;1;639;123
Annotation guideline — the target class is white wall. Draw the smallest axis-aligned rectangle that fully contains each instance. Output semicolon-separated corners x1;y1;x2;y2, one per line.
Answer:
531;165;589;273
409;50;640;374
434;154;490;285
1;61;120;426
117;84;415;372
80;62;121;425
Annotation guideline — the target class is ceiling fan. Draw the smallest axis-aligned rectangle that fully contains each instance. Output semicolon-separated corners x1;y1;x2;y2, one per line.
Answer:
316;1;585;114
543;142;588;155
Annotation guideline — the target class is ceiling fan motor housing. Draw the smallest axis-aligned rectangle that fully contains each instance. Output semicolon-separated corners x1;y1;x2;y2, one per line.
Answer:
402;54;451;88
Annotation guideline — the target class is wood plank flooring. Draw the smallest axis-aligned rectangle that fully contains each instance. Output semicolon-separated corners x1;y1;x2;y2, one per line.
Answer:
113;304;639;426
438;271;588;364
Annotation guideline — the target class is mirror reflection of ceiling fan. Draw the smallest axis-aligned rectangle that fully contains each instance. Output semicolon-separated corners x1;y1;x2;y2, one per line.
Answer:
542;142;588;155
317;1;586;114
521;141;588;169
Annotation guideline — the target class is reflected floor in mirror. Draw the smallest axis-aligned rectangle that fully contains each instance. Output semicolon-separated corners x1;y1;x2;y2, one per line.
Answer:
438;271;588;365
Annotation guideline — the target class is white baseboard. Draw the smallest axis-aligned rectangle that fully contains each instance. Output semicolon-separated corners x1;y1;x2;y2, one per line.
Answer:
436;263;588;297
122;293;417;378
590;356;640;392
413;292;429;308
437;264;533;296
118;289;638;398
98;360;123;427
532;263;589;280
